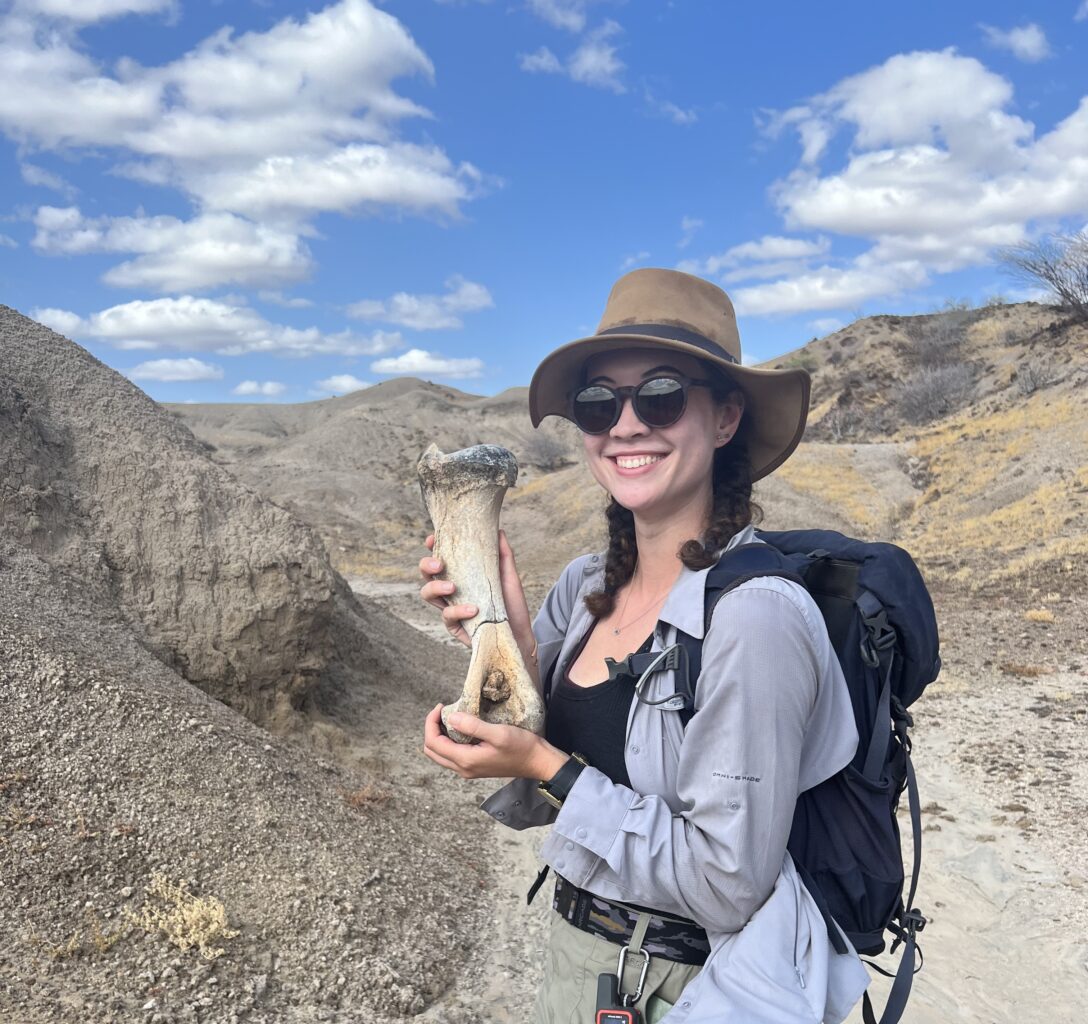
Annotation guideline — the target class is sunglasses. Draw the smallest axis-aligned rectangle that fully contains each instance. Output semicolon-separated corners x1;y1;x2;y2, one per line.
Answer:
571;374;716;435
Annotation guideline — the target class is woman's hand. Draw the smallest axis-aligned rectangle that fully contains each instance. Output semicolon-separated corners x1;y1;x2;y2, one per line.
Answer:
418;535;477;648
419;531;539;683
423;704;568;782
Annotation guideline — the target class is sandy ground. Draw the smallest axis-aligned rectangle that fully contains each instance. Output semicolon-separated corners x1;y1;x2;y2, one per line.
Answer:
351;577;1088;1024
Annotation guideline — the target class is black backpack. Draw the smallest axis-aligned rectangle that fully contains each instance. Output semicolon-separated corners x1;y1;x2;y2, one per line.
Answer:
673;529;940;1024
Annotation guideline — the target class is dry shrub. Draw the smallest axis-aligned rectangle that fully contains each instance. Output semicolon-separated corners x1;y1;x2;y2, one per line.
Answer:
341;782;393;810
126;873;239;960
1015;359;1056;396
894;364;977;424
904;311;970;365
1024;608;1056;623
521;432;573;471
1000;662;1048;678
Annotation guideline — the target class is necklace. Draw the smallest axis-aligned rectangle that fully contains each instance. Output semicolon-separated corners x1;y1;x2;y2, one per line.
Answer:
612;580;670;636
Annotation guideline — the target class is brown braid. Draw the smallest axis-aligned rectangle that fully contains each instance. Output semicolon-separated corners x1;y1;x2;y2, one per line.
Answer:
584;387;761;617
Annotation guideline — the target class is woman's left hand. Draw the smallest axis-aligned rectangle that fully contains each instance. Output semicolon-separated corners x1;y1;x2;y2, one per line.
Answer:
423;704;568;781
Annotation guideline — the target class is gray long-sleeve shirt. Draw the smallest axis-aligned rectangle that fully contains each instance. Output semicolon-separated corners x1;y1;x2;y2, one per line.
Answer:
482;525;871;1023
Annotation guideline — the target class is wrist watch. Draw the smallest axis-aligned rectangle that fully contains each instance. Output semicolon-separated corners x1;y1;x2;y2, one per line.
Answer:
537;753;589;809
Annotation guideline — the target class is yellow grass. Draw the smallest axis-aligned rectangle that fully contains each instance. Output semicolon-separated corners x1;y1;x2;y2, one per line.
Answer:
776;452;884;531
1024;608;1056;623
125;873;238;961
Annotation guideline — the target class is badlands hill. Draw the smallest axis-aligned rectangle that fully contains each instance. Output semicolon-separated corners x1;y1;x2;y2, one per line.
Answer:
170;300;1088;603
2;300;1086;1023
0;308;527;1023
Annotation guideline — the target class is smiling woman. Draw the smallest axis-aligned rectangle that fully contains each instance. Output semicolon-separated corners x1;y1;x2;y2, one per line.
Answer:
418;268;869;1023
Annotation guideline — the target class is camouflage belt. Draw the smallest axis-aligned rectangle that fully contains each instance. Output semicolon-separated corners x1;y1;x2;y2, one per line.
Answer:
552;876;710;966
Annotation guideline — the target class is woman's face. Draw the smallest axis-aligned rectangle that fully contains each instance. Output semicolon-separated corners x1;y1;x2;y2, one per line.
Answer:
578;349;743;524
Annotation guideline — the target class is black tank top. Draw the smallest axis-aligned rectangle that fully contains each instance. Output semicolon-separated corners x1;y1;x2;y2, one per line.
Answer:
545;621;653;789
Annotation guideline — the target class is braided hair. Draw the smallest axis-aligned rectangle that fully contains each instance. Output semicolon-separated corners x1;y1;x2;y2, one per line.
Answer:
584;374;761;617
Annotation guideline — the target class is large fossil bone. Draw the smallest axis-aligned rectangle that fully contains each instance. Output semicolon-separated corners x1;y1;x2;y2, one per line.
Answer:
417;443;544;744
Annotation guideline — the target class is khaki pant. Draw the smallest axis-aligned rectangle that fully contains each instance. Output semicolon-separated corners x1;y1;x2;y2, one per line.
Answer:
534;913;703;1024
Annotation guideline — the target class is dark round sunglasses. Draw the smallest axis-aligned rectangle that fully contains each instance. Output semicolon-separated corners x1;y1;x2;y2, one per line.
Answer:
571;374;715;435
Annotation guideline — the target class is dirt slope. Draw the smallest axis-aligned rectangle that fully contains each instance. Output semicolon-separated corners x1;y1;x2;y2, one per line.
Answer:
0;306;375;729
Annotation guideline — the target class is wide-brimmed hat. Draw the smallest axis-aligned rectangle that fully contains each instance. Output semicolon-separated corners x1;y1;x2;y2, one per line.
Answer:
528;267;810;481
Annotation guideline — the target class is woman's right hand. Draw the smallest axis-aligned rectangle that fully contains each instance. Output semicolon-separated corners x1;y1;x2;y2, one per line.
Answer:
419;535;477;648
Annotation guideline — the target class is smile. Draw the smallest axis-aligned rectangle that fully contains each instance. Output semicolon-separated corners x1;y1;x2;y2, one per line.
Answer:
612;454;666;469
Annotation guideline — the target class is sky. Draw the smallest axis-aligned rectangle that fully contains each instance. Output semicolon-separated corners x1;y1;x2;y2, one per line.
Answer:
1;0;1087;404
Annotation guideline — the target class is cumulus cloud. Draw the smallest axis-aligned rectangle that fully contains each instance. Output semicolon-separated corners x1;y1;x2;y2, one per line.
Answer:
0;0;482;230
20;162;77;197
346;275;492;330
258;290;313;309
314;374;371;395
527;0;589;32
520;20;625;92
980;23;1052;62
619;251;650;271
127;356;222;381
370;347;483;378
31;296;404;357
644;90;696;125
678;216;703;250
14;0;175;23
233;379;286;396
679;235;831;283
32;206;313;292
809;317;845;335
721;49;1088;315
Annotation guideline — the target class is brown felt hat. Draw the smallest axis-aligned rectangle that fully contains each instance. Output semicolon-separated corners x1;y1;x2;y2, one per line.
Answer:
529;267;810;481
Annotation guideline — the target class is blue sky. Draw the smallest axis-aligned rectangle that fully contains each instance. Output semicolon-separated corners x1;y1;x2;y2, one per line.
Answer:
1;0;1087;403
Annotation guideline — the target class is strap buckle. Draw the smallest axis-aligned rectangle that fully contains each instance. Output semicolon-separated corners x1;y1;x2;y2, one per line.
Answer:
860;608;897;667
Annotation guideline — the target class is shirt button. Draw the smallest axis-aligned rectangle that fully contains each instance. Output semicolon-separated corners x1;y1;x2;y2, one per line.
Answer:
681;1001;691;1009
729;801;740;811
496;810;506;819
556;860;566;870
564;841;574;852
576;827;587;839
513;800;522;807
630;745;640;755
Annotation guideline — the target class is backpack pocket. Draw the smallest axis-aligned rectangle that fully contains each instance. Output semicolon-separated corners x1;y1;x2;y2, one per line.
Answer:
788;764;905;956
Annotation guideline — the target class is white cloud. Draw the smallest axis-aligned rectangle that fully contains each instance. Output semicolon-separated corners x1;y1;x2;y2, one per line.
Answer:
315;373;371;395
0;233;17;248
14;0;175;23
620;251;650;271
20;162;77;198
346;275;492;329
644;90;696;125
732;261;928;316
520;19;625;93
680;235;831;280
370;347;484;378
809;317;845;334
258;290;314;309
0;0;482;225
1077;1;1088;22
980;23;1052;62
127;356;222;381
33;296;404;357
233;379;286;396
678;216;702;250
32;206;313;292
32;306;82;334
730;49;1088;316
527;0;588;32
520;46;563;74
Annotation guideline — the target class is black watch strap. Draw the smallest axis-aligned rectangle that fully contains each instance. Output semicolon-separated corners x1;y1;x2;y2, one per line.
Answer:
538;753;588;808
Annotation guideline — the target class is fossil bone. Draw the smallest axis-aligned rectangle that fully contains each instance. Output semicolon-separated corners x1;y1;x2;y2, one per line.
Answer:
417;443;544;744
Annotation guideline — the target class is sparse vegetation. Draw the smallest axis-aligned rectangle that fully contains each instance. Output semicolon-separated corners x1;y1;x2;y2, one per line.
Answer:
341;782;393;810
521;432;572;471
1015;359;1056;396
1000;662;1049;678
904;311;971;366
998;230;1088;323
125;873;239;961
1024;608;1056;623
894;364;977;425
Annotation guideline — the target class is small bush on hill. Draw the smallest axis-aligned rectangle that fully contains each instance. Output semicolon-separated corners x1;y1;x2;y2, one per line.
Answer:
999;230;1088;324
894;364;977;425
904;311;971;366
522;433;572;471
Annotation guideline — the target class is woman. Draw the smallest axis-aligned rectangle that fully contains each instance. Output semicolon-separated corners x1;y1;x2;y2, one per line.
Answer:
420;269;869;1023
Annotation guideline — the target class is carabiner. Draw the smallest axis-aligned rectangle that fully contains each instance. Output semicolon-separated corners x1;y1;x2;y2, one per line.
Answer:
616;944;651;1007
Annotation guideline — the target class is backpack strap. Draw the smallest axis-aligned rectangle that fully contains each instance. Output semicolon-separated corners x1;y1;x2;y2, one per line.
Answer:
675;543;806;725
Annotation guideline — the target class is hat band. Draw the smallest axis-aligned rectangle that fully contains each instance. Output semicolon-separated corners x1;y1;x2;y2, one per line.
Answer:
596;323;738;365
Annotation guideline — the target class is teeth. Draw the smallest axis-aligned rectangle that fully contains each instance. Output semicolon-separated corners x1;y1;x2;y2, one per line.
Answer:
615;455;664;469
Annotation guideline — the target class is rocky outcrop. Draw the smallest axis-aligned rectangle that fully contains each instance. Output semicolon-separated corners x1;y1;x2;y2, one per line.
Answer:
0;306;367;728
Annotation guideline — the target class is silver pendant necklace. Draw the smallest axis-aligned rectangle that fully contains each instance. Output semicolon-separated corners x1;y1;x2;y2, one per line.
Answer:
612;580;668;636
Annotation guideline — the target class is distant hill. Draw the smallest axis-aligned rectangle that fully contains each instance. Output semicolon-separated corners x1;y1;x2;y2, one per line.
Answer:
168;302;1088;602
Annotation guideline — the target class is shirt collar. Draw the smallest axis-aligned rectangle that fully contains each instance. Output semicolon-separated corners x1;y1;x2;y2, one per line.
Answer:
657;523;760;640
